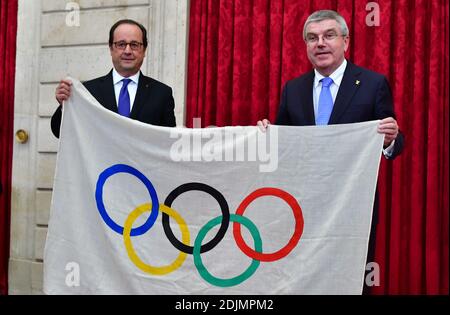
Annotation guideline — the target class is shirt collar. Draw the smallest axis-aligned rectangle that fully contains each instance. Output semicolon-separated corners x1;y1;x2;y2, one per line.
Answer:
314;59;347;88
112;68;140;85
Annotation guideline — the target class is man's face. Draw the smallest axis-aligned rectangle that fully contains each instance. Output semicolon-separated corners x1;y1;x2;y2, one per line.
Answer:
110;23;146;77
305;19;349;76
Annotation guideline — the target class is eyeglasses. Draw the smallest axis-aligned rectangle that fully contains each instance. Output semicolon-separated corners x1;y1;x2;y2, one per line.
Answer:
113;41;144;51
305;32;346;44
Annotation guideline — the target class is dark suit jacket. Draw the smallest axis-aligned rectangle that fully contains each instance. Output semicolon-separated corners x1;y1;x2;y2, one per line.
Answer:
275;61;404;237
51;70;176;138
275;61;404;159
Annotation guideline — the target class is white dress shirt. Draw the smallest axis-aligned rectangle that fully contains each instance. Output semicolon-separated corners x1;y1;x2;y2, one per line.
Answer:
112;69;140;111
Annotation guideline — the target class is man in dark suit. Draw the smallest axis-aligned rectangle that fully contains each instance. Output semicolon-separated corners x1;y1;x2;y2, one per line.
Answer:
258;10;404;293
51;19;176;138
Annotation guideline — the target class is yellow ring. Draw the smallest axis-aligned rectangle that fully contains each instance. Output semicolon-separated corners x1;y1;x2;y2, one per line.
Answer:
123;203;190;275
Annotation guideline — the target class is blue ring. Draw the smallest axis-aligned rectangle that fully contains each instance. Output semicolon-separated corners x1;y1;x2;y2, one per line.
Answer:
95;164;159;236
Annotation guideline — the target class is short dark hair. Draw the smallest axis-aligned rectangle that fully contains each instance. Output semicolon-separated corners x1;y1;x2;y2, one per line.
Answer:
109;19;148;49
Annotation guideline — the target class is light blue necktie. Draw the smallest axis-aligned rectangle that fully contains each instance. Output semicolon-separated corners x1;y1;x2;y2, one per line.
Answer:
316;77;334;125
118;78;131;117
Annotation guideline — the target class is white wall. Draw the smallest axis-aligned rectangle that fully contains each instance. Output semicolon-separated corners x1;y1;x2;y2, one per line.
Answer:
9;0;189;294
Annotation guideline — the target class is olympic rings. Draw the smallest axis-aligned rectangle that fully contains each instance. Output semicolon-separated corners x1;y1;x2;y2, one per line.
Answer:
95;164;159;236
233;187;304;262
163;183;229;254
194;214;262;287
95;164;304;287
123;203;189;275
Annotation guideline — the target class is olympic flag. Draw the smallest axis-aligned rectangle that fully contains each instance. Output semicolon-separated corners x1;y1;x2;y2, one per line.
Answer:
43;78;384;295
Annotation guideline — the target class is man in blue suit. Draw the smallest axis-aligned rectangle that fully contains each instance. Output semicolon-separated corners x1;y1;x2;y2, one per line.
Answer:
258;10;404;293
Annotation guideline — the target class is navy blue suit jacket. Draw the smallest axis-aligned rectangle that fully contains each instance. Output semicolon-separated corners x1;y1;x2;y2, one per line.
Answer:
275;61;405;240
275;61;404;158
51;70;176;138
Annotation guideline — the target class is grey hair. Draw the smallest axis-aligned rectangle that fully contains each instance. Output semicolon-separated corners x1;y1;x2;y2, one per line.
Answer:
303;10;349;40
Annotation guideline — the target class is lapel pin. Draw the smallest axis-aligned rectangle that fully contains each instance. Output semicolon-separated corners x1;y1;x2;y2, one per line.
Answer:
356;80;360;85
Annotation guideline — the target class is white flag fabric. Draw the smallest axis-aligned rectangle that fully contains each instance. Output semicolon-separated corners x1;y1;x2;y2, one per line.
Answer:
43;78;384;295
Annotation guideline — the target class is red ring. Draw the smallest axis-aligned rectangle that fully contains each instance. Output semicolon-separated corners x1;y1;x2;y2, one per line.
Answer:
233;187;304;262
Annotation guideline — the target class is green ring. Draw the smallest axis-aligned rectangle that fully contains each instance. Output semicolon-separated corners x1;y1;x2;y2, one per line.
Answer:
193;214;262;287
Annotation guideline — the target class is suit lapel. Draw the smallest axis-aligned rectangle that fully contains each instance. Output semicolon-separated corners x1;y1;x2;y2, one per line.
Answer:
329;62;361;124
130;72;151;119
299;71;315;125
99;70;118;113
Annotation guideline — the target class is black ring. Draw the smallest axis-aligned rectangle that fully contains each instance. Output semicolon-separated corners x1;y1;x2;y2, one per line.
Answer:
163;183;230;254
